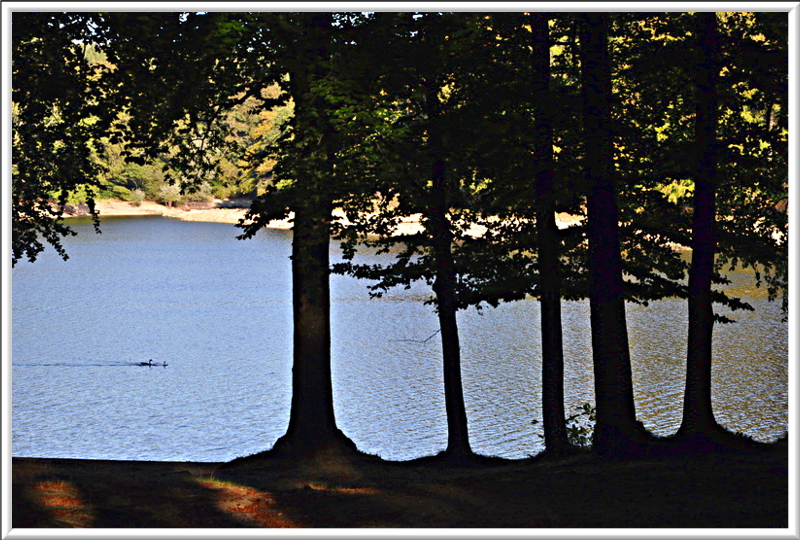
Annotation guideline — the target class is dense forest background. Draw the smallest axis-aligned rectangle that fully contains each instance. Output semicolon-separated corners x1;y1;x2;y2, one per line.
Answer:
15;42;290;207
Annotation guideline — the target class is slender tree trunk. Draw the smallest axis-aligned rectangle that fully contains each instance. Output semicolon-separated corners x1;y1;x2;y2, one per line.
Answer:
530;13;569;453
425;84;472;461
272;12;354;456
580;13;640;456
679;12;720;439
429;162;472;460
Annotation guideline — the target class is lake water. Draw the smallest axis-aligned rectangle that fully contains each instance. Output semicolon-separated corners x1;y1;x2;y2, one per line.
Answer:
11;216;788;462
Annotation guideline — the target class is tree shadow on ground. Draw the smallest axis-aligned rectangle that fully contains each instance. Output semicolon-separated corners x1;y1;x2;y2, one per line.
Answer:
212;435;788;528
12;432;788;529
12;459;272;528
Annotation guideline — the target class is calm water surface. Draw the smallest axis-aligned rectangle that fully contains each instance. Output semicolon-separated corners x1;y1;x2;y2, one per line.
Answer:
12;217;788;462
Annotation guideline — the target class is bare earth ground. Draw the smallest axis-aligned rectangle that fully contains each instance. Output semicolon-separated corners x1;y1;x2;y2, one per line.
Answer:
11;440;789;530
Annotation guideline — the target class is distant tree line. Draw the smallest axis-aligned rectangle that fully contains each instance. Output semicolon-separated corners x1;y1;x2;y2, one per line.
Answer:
84;43;295;206
12;12;788;461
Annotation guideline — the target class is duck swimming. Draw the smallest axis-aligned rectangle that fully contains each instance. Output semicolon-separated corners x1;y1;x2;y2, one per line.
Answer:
139;359;169;367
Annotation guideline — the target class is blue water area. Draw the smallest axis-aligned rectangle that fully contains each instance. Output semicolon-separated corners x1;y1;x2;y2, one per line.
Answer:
11;216;788;462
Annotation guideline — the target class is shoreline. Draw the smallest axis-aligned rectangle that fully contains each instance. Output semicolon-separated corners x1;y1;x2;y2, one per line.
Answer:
68;199;281;227
66;199;585;237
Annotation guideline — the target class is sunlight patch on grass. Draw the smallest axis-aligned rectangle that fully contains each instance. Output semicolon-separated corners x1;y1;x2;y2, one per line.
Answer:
195;476;301;527
303;481;380;495
31;479;94;527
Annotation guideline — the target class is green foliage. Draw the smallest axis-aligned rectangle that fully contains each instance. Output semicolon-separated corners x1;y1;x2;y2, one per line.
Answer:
83;43;108;65
331;13;554;311
129;188;145;206
13;10;787;323
656;179;694;204
566;403;597;448
11;13;117;265
610;11;787;316
155;184;181;207
532;403;597;448
16;11;786;310
62;185;92;206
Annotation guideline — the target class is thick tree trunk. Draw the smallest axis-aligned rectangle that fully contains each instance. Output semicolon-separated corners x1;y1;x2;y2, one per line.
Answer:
272;12;355;456
581;13;640;456
278;200;340;449
679;12;720;439
530;13;569;453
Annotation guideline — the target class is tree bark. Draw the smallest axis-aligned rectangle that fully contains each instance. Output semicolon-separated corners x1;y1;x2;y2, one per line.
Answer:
279;199;340;448
424;84;473;461
679;12;720;439
580;13;640;456
530;13;569;453
429;166;472;460
271;12;355;456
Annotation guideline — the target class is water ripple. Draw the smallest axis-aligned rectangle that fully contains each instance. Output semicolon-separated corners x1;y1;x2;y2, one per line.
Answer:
11;217;788;461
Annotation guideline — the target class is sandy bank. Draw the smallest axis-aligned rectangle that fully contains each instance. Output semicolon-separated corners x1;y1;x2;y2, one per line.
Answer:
73;200;584;237
76;200;267;226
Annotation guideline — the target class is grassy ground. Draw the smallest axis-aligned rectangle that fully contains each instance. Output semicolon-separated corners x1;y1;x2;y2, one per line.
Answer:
11;437;789;530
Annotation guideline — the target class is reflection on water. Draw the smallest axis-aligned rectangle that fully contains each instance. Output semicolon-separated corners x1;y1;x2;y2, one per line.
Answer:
11;217;788;462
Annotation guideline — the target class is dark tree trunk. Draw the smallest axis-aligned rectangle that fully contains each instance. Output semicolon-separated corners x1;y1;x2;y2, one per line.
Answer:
280;200;338;446
580;13;640;456
679;12;720;439
530;13;569;453
429;162;472;460
271;12;355;456
424;84;472;461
